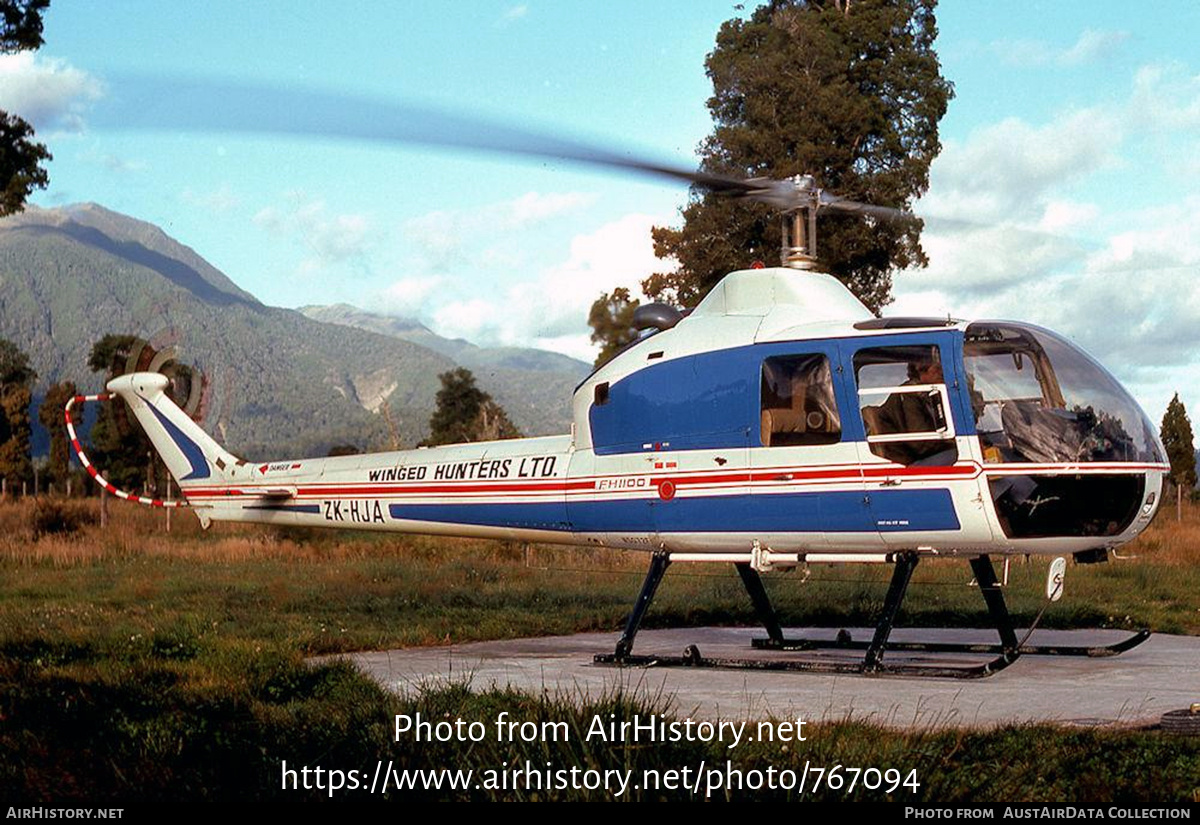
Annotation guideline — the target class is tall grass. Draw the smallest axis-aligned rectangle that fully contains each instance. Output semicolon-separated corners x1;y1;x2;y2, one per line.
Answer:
2;496;1199;649
1124;495;1200;566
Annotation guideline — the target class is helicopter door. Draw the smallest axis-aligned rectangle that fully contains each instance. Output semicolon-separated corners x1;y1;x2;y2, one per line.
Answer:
850;341;966;544
753;349;865;549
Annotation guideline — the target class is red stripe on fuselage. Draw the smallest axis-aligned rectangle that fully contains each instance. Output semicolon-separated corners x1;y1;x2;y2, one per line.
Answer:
182;461;983;501
180;459;1162;503
982;462;1167;475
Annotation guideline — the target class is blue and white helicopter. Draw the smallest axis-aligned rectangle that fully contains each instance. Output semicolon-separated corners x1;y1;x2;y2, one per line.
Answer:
66;120;1168;678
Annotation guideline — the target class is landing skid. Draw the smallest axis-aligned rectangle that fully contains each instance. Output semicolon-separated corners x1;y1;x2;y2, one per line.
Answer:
594;645;1017;680
751;629;1151;658
594;552;1149;679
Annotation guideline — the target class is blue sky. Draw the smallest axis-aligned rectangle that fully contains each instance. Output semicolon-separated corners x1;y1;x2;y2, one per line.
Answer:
4;2;1200;423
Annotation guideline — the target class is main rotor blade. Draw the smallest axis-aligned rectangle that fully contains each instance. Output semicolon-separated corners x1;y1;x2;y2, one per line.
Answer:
819;194;915;223
97;75;799;205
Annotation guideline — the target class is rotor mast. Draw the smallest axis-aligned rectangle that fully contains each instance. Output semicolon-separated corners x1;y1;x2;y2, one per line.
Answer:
779;175;821;270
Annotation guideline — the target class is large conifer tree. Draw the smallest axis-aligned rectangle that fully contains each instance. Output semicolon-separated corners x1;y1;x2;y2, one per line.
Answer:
646;0;953;312
1161;393;1197;492
0;338;35;485
0;0;52;217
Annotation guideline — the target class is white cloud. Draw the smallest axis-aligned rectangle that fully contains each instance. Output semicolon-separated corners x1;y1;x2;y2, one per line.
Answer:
383;275;444;317
1128;63;1200;132
402;191;596;272
254;193;372;270
507;191;592;226
1038;200;1099;234
497;5;529;26
921;110;1117;224
400;211;458;270
906;223;1084;298
182;184;240;214
1059;29;1130;66
99;154;145;173
433;298;495;341
428;212;669;360
993;29;1129;68
900;104;1118;301
0;53;103;131
1122;64;1200;184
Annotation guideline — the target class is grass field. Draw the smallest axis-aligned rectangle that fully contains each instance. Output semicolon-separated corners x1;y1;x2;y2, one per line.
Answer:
1;496;1198;802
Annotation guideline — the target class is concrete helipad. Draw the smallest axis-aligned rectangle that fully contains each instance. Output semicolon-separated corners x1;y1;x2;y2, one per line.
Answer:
345;627;1200;729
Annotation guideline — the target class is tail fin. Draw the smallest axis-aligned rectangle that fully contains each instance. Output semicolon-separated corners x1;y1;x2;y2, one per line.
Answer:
106;372;239;487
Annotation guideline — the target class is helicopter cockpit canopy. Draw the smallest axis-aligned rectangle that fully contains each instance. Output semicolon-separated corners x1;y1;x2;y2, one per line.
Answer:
962;323;1165;465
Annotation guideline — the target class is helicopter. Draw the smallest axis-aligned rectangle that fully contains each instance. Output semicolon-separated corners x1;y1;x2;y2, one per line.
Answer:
66;85;1169;679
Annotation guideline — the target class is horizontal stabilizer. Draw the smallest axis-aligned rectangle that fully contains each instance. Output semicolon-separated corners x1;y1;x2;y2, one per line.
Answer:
215;487;296;499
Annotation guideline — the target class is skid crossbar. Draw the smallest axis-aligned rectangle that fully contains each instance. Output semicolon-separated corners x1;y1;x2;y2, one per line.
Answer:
753;555;1149;659
595;553;1017;676
595;552;1146;679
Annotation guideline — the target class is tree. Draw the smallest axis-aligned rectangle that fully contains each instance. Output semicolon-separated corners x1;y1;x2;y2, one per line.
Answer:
0;337;35;485
0;337;35;386
1161;394;1196;488
1161;393;1196;518
38;379;76;487
424;367;521;447
1;0;48;50
473;397;521;443
0;113;50;217
87;334;153;492
0;0;52;217
587;287;641;368
0;384;31;484
644;0;953;313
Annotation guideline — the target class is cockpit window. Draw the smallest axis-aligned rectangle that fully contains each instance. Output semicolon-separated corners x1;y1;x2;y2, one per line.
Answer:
964;323;1165;464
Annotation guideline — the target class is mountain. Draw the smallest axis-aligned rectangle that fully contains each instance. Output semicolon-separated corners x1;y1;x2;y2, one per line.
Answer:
3;204;260;305
299;304;590;418
299;303;588;375
0;204;580;459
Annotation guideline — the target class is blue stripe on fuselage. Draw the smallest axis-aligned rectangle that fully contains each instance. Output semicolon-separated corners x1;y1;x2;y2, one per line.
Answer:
139;395;211;480
388;489;959;533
